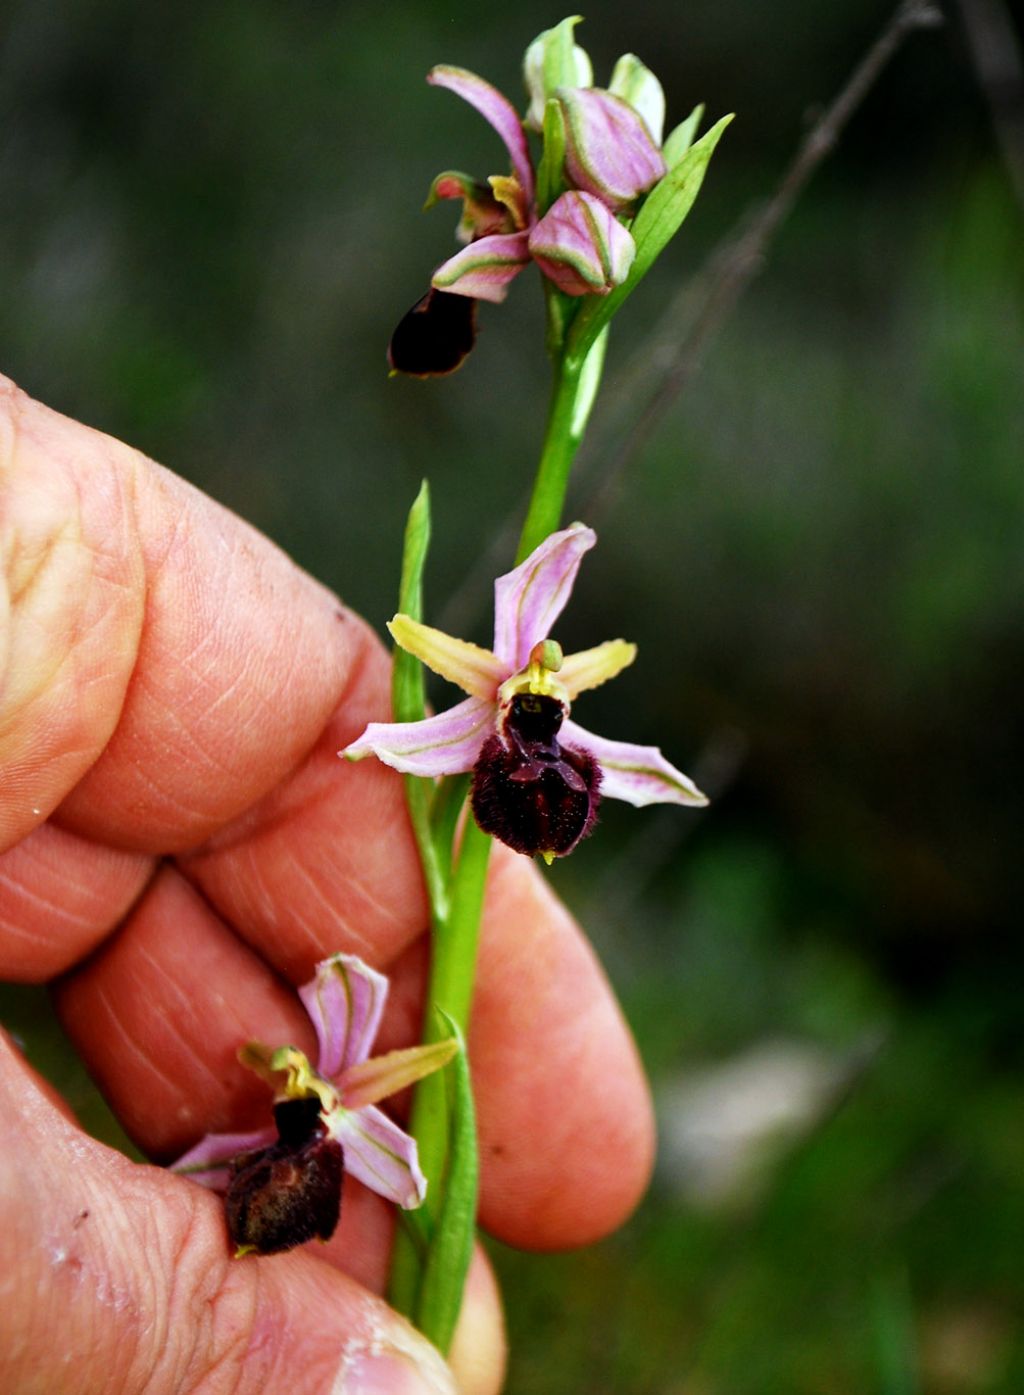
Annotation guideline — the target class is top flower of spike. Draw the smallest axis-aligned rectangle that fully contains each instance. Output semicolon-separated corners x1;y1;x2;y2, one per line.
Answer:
388;17;684;375
343;524;707;861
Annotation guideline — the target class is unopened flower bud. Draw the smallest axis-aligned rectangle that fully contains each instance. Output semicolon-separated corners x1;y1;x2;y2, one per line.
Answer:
528;190;635;297
523;18;593;131
557;87;666;210
608;53;666;146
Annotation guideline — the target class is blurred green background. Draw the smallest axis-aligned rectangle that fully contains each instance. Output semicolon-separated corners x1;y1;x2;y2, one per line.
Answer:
2;1;1023;1390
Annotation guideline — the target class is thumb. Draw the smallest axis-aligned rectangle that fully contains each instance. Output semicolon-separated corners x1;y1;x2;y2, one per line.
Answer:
0;1033;461;1395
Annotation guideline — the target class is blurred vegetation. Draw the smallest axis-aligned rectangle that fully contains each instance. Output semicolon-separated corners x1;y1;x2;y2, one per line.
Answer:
2;1;1023;1390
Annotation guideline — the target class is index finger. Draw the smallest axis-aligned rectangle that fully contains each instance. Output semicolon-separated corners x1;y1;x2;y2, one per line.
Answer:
0;371;371;857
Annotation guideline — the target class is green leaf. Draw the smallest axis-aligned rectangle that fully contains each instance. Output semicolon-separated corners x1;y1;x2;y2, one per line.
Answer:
430;771;470;884
571;324;609;439
662;102;705;167
416;1014;479;1355
566;113;734;364
393;480;431;724
391;482;449;922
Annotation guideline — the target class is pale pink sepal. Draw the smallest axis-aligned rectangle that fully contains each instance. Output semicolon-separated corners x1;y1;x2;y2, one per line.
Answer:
329;1103;427;1209
387;614;504;698
428;65;535;208
169;1127;275;1191
529;190;635;296
342;696;493;777
559;87;667;210
299;953;389;1081
432;231;531;303
492;522;596;671
558;637;637;698
562;718;708;807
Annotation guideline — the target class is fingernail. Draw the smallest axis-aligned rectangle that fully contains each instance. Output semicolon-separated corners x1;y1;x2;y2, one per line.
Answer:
335;1345;455;1395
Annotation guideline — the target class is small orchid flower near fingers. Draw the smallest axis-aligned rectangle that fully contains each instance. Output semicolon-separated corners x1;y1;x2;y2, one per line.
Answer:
171;953;456;1255
343;523;707;862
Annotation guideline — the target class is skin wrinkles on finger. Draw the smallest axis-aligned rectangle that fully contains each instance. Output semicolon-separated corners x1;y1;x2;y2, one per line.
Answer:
180;690;429;982
1;1037;481;1395
56;459;364;853
0;378;363;857
0;821;154;981
0;380;147;853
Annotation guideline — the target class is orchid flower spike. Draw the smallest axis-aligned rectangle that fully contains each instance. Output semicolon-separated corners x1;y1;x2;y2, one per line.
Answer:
343;524;707;862
171;953;456;1256
388;20;677;375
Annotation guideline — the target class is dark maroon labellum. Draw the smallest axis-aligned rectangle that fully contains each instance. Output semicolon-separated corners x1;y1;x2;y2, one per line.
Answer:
470;693;601;859
387;287;477;377
224;1096;343;1255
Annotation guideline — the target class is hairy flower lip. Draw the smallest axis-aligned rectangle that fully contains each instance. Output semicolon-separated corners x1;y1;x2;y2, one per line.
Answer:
387;288;477;377
342;524;708;858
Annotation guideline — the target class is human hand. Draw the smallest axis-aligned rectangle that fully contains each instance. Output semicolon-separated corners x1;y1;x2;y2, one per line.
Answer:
0;374;654;1394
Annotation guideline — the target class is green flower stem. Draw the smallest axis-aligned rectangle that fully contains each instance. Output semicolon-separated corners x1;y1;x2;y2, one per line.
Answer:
409;821;490;1214
516;329;609;563
388;821;490;1331
391;330;609;1336
515;353;585;563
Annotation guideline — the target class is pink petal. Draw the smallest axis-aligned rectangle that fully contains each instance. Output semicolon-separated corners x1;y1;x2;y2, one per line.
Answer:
529;190;635;296
329;1104;427;1209
169;1127;275;1191
561;718;708;807
492;523;596;671
432;231;531;304
341;696;493;777
299;953;389;1080
559;87;667;211
428;65;535;209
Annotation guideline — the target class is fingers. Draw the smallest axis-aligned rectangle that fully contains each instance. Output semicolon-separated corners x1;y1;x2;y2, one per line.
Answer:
0;821;153;982
3;374;654;1254
471;848;654;1247
0;1031;499;1395
0;376;144;852
0;373;366;856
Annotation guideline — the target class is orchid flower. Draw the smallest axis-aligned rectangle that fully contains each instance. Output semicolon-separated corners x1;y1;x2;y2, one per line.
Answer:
388;21;673;375
171;953;456;1255
343;523;707;861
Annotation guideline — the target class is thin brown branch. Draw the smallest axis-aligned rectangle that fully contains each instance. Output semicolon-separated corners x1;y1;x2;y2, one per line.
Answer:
957;0;1024;213
575;0;944;527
